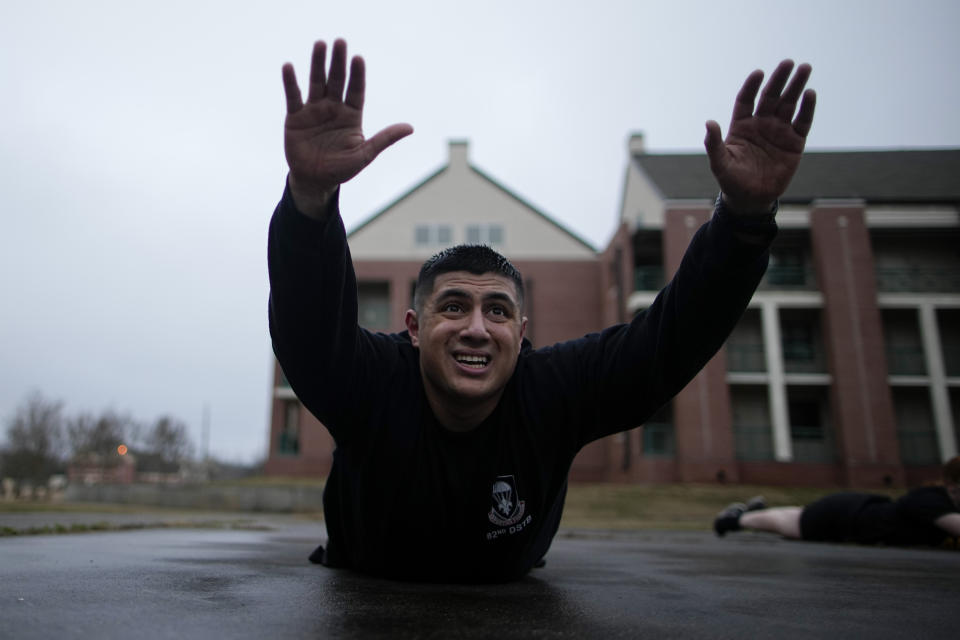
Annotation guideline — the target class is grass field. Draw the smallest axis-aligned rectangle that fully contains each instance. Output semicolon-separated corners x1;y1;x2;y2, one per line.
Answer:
559;483;898;530
0;481;901;534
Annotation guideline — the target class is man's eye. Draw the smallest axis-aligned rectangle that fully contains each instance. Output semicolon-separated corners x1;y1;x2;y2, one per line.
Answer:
488;306;507;317
441;303;463;313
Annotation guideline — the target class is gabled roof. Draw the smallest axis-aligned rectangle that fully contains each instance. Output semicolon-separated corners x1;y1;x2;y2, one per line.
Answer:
347;165;446;238
348;150;597;253
633;149;960;204
469;165;597;253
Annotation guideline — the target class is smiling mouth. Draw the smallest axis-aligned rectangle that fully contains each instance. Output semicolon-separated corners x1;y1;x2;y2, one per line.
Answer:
455;354;490;369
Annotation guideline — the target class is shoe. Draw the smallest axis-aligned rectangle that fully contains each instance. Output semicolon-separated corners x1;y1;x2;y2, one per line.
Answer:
713;502;746;537
745;496;767;512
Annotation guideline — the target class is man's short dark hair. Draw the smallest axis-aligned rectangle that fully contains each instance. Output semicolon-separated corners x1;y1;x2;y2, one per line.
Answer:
413;244;524;312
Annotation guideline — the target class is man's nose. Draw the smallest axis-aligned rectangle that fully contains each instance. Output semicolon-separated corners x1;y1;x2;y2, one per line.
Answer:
460;308;489;340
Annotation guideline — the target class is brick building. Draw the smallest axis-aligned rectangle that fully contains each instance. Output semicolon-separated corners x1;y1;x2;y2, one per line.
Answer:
597;135;960;487
265;136;960;488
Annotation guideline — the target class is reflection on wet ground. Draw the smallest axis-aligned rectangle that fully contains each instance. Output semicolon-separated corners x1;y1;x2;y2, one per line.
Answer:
1;518;958;639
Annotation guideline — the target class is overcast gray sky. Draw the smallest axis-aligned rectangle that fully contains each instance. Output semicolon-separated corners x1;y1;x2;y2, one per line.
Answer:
2;0;959;463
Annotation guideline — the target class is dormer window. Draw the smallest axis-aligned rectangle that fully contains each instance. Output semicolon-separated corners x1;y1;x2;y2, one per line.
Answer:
415;224;452;246
466;223;504;246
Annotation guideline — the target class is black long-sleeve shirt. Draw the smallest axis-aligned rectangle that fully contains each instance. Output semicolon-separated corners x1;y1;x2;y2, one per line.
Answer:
268;186;776;581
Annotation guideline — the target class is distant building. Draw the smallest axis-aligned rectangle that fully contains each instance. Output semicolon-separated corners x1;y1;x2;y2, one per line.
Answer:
67;452;136;485
67;450;184;485
265;137;960;488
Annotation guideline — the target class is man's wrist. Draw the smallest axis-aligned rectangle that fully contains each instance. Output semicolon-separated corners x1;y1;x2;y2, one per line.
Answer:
288;174;338;221
714;192;778;246
718;192;778;219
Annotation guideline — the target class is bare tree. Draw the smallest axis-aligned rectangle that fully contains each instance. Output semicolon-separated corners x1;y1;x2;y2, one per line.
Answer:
66;410;136;460
0;392;65;484
144;416;193;464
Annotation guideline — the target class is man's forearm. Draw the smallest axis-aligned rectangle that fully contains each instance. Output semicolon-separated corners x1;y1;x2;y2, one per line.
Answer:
267;183;359;423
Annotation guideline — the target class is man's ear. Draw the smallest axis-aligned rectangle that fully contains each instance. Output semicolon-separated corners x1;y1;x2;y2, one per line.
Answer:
404;309;420;347
519;316;528;343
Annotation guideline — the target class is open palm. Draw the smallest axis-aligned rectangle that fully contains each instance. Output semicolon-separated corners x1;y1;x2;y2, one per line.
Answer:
705;60;816;213
282;40;413;218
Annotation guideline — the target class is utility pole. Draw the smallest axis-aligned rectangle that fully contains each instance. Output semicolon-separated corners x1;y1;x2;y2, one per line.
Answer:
202;403;211;480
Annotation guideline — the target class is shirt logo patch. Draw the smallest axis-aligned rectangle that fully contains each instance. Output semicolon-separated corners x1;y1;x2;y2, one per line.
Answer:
488;475;526;527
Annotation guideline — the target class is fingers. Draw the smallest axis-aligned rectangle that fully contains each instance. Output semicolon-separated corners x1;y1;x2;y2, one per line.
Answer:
325;39;348;103
775;62;812;120
703;120;724;157
296;38;368;110
793;89;817;138
755;59;794;117
734;59;814;133
731;70;764;122
344;56;365;110
306;41;327;103
703;120;727;173
282;63;303;114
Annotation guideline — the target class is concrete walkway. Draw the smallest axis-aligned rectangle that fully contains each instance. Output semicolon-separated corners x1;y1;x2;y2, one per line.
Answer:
1;513;957;639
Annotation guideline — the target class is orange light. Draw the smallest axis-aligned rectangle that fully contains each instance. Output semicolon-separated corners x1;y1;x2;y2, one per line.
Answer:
117;444;128;456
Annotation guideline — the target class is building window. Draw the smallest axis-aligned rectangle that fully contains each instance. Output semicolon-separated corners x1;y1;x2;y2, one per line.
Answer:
278;400;300;455
357;281;391;331
789;399;822;440
882;308;926;376
415;225;429;245
767;248;807;286
634;266;665;291
415;224;453;246
951;388;960;451
726;309;765;372
763;230;814;290
892;387;939;466
780;309;826;374
466;224;504;246
871;227;960;293
938;308;960;377
788;386;835;463
632;230;665;291
641;403;674;457
731;385;774;461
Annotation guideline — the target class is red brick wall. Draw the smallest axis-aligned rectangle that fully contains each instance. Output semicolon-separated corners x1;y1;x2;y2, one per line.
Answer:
512;260;602;348
809;204;903;488
354;260;422;332
598;223;634;328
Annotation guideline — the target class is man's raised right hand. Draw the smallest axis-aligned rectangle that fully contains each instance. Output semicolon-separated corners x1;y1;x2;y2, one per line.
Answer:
282;39;413;219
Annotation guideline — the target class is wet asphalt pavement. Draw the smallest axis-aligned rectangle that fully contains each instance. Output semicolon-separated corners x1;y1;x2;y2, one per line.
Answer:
1;514;958;639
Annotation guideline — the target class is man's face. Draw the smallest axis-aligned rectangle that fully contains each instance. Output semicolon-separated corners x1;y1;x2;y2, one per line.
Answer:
405;271;527;427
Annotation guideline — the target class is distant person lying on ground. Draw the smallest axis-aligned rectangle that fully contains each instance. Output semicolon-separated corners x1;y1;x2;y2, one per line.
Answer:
714;456;960;548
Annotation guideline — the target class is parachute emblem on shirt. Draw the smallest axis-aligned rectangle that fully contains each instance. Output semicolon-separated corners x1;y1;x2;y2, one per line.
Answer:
493;481;513;516
488;474;525;527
